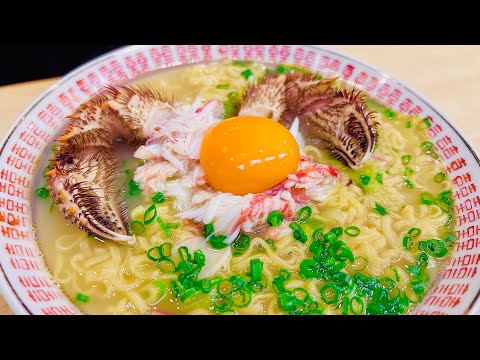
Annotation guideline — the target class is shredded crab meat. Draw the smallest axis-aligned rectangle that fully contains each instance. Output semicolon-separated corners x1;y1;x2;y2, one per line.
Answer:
134;108;339;243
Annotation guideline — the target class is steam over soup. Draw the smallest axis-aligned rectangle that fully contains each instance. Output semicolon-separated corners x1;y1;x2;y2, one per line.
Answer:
34;59;455;315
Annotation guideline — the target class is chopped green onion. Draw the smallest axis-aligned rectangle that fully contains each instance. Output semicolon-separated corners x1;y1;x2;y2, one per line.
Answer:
420;192;435;205
406;121;412;128
359;175;371;185
232;60;252;67
407;265;421;276
300;259;319;279
76;293;89;303
331;227;343;237
408;228;421;237
146;243;172;261
375;172;384;184
216;84;230;89
323;231;337;244
297;206;312;223
249;259;264;283
223;102;236;119
42;165;51;178
152;192;165;204
374;203;389;216
312;229;325;242
232;234;250;252
158;258;176;273
227;92;238;100
144;204;157;225
330;240;354;262
170;281;181;298
405;179;415;188
129;220;145;235
350;296;364;315
320;283;341;304
350;256;368;271
403;236;413;251
421;141;434;151
156;217;172;238
435;172;446;183
411;280;426;295
231;288;252;307
423;117;432;128
424;239;448;258
344;226;360;237
384;109;396;119
209;235;228;249
417;253;429;269
35;187;50;198
203;223;214;238
401;155;411;165
181;288;200;302
267;210;284;226
444;232;456;244
266;239;277;251
290;222;307;243
128;179;142;196
241;69;253;79
153;281;167;299
166;223;180;229
390;265;400;282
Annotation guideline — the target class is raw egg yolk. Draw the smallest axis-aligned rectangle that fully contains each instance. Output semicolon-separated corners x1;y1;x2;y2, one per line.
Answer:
200;116;300;195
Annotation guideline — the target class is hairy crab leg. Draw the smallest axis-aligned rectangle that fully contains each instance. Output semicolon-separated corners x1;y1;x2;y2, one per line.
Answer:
47;86;174;245
239;73;378;169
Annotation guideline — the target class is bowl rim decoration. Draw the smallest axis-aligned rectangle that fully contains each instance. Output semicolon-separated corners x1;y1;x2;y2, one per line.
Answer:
1;45;479;315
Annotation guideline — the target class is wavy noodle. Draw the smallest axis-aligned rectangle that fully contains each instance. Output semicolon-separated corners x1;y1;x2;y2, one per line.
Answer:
47;61;454;315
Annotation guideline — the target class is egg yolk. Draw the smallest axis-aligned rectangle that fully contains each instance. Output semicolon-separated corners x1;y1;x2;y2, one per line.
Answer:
200;116;300;195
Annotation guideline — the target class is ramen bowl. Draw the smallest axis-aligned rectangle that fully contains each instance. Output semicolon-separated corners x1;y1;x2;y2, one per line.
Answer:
0;45;479;315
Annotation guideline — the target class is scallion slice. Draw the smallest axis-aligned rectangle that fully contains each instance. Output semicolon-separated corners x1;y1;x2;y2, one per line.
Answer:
144;204;157;225
267;210;284;227
297;206;312;223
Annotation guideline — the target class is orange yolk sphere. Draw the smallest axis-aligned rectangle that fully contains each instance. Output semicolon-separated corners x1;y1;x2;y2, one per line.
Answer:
200;116;300;195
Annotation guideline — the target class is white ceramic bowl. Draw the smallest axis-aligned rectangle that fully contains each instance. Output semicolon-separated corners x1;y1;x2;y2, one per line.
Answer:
1;45;479;315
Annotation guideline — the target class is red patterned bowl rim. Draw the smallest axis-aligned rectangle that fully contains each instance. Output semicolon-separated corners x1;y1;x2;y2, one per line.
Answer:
0;45;479;315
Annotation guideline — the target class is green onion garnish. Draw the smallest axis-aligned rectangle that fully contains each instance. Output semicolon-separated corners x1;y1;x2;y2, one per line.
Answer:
170;281;181;298
300;259;319;279
227;92;238;100
403;236;413;251
417;253;429;269
156;217;172;238
267;210;284;227
35;187;50;198
232;233;250;253
216;84;230;89
241;69;253;79
203;223;214;238
406;121;412;128
411;280;426;294
384;109;396;119
407;265;421;276
420;192;435;205
297;206;312;223
128;179;142;196
75;293;89;303
152;192;165;204
129;220;145;235
359;175;371;185
153;281;167;299
405;179;415;188
350;296;364;315
374;203;389;216
408;228;421;237
401;155;411;165
435;172;446;183
344;226;360;237
223;102;236;119
320;283;341;304
249;259;263;283
423;117;432;128
375;172;384;184
350;256;368;271
209;235;228;249
289;222;308;243
424;239;448;258
158;258;176;273
331;227;343;237
421;141;434;151
144;204;157;225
